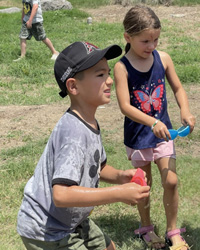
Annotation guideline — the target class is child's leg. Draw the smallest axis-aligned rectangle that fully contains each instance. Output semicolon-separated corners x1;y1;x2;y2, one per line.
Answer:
104;240;116;250
156;157;188;250
126;146;165;249
21;218;114;250
32;22;59;58
137;163;165;249
20;39;27;57
137;163;152;226
42;38;58;55
13;38;27;61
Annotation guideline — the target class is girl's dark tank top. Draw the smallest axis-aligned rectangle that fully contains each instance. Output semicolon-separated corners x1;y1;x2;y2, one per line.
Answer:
120;50;172;149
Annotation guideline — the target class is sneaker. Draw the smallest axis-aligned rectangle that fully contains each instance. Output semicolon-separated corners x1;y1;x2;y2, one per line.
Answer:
13;56;24;62
51;53;59;60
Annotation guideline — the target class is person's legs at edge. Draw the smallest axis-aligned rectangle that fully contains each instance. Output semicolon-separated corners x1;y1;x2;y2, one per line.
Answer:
137;163;165;249
156;157;188;250
42;38;59;58
20;38;27;57
13;39;27;61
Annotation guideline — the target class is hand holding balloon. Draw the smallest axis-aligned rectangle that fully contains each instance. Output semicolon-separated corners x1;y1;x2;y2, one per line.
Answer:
130;168;147;186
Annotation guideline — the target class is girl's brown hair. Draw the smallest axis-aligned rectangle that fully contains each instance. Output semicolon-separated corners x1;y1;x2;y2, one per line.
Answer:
123;5;161;52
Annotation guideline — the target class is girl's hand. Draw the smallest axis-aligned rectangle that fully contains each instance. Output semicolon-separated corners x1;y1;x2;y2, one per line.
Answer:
181;111;196;133
152;120;170;141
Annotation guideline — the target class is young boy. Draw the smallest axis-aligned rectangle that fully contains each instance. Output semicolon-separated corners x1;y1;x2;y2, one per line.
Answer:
17;41;150;250
14;0;59;62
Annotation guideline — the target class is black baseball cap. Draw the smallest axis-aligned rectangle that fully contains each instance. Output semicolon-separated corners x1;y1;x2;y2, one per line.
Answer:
54;41;122;98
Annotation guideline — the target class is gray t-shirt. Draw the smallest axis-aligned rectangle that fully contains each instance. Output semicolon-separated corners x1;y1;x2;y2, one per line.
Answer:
22;0;43;23
17;109;107;241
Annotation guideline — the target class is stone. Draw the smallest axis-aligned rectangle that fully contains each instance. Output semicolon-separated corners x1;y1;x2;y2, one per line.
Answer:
0;7;21;13
41;0;73;12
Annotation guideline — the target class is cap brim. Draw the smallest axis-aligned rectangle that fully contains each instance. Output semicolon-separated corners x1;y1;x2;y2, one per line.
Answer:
78;44;122;73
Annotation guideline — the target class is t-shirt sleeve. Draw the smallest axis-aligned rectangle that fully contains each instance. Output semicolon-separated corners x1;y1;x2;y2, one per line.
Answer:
32;0;39;5
52;143;84;187
101;145;107;169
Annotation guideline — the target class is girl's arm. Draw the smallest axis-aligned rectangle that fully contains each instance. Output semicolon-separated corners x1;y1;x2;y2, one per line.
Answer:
114;61;170;139
159;51;195;132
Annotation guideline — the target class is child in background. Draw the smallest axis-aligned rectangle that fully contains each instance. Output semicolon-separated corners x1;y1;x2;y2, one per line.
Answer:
17;41;150;250
114;5;195;250
14;0;59;61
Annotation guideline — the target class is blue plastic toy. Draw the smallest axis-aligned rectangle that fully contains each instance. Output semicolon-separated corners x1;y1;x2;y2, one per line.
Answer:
168;125;190;140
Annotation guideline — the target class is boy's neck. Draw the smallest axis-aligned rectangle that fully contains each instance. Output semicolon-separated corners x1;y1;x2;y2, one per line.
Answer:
70;104;98;130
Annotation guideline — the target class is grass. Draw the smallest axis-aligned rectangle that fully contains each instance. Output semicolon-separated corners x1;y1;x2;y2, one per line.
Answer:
0;10;123;105
173;0;200;5
0;0;200;249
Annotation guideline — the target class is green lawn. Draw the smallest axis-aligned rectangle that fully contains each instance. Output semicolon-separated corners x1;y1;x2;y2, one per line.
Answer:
0;1;200;249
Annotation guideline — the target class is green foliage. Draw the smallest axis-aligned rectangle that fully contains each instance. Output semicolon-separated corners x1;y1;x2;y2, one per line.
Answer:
70;0;110;8
173;0;200;5
1;4;200;105
0;10;123;105
158;19;200;84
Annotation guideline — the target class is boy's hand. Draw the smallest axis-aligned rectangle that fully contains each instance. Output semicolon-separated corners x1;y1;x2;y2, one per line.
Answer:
118;182;150;206
130;168;147;186
26;20;32;29
119;168;147;185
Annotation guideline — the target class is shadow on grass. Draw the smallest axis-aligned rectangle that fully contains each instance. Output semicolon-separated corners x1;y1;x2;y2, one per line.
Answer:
93;215;200;249
181;222;200;250
93;213;148;249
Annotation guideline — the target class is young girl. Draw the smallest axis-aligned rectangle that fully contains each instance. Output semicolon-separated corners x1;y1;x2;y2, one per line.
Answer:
114;5;195;250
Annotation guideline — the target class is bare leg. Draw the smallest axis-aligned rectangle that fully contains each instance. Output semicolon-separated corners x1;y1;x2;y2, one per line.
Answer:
20;39;27;57
136;163;165;249
42;37;58;55
156;157;187;250
13;39;26;61
137;163;151;226
104;240;116;250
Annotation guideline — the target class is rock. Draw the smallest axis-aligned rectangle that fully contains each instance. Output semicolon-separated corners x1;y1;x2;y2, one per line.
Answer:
41;0;73;11
0;7;21;13
0;1;72;14
170;14;186;18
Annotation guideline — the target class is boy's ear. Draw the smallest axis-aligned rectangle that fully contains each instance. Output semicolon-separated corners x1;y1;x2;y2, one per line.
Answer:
124;32;131;43
66;78;79;95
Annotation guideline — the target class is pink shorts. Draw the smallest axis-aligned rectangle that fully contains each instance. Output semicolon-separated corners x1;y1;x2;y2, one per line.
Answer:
126;140;176;168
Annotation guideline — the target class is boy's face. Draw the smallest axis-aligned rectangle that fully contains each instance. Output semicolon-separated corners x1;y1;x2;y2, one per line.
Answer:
76;58;113;107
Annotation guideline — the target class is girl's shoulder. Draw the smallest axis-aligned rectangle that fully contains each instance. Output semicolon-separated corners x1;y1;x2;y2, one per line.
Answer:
157;50;171;60
157;50;172;69
114;59;127;71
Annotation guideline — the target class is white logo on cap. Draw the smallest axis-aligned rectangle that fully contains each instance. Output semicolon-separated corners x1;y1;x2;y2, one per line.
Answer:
60;67;72;82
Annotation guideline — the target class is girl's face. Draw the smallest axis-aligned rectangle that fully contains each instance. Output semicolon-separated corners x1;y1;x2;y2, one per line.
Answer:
124;28;161;59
